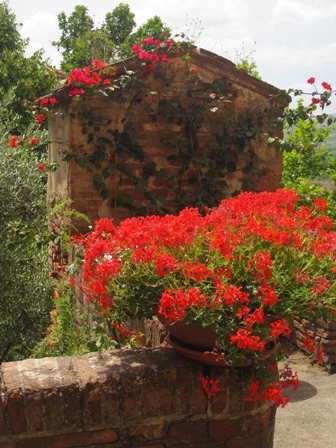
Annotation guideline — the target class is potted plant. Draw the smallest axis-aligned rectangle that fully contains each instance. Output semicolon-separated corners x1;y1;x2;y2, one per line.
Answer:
72;189;336;405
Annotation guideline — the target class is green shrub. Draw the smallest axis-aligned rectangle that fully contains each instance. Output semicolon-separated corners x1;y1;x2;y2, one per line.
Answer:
0;92;55;362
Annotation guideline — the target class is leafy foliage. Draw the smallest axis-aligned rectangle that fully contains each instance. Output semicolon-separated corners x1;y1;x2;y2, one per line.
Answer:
53;3;170;70
280;100;336;218
0;2;58;130
59;42;276;216
0;91;55;362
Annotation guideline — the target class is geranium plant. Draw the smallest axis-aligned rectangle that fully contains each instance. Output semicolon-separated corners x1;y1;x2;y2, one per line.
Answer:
72;189;336;404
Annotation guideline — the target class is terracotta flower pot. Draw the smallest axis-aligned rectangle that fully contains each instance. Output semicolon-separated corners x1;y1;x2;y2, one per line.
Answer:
156;312;277;367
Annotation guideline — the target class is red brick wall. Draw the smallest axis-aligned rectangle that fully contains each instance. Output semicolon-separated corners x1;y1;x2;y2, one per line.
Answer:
0;348;276;448
291;316;336;373
47;47;289;234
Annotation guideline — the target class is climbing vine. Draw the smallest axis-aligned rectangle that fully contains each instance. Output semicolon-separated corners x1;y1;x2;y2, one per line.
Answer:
41;39;287;216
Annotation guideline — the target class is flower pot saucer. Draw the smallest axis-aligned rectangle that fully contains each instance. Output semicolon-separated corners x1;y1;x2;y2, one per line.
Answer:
166;334;277;367
166;333;232;366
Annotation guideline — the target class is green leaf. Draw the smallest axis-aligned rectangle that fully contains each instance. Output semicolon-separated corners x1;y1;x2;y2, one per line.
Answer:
93;173;102;183
100;189;110;200
102;169;111;179
157;196;167;204
119;195;134;204
158;99;167;108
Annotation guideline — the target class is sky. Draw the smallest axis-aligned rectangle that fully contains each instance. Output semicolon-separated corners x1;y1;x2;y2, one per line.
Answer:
8;0;336;113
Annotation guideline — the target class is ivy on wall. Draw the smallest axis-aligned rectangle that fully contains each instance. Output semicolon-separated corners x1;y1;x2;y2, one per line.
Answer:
51;42;285;216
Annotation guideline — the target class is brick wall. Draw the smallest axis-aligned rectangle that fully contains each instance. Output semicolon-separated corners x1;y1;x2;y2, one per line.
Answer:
291;316;336;373
47;47;289;234
0;348;276;448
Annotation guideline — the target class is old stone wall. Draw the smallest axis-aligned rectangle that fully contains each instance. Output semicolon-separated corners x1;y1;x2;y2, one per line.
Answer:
47;47;288;234
291;316;336;373
0;348;276;448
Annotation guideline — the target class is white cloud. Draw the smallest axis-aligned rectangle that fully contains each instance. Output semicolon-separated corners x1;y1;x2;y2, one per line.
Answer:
273;0;336;25
256;41;336;69
8;0;336;114
20;11;60;62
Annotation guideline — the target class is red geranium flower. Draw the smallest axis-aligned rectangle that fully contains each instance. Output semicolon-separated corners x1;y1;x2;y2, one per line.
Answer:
307;77;315;84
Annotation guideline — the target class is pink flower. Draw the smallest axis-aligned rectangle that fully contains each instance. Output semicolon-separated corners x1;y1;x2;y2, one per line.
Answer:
210;93;217;99
151;52;159;63
321;82;332;91
132;44;142;54
307;77;315;84
139;51;152;61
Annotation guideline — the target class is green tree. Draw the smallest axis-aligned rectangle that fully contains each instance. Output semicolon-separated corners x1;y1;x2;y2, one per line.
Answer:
53;4;170;69
103;3;135;47
0;1;58;130
0;90;55;362
53;5;94;54
280;99;336;217
119;15;171;59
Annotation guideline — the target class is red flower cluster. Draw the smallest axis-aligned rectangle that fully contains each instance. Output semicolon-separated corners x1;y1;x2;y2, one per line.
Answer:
132;37;175;74
306;77;335;107
39;97;57;107
245;365;300;408
321;81;332;91
65;60;116;97
111;322;142;342
8;135;38;147
36;114;45;125
230;329;266;352
73;189;336;400
8;135;19;147
199;373;220;397
302;334;324;362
